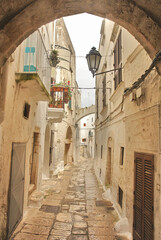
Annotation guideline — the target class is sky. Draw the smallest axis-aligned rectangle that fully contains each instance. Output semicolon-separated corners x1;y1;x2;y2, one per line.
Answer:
63;13;103;107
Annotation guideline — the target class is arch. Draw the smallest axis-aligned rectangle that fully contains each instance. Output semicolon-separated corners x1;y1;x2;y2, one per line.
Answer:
64;126;73;165
43;124;50;177
66;126;72;139
76;105;95;123
0;0;161;68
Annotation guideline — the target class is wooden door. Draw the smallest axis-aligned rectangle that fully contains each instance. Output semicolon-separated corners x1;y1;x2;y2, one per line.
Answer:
7;143;26;238
105;147;111;186
133;153;154;240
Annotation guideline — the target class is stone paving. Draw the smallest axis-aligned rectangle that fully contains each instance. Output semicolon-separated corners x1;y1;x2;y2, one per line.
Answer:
11;158;119;240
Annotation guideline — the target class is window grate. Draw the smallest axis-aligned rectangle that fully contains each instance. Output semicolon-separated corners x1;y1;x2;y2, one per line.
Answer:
23;103;30;119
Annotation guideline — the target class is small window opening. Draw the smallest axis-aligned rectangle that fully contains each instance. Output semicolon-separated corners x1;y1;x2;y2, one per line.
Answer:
120;147;124;165
118;186;123;208
23;103;30;119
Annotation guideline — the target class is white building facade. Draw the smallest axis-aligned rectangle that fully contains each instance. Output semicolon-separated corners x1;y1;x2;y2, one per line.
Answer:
95;19;161;240
80;114;95;158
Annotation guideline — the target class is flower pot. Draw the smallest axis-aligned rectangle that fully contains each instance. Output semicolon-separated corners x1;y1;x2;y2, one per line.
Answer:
57;103;63;108
52;86;64;92
64;87;68;93
48;103;56;108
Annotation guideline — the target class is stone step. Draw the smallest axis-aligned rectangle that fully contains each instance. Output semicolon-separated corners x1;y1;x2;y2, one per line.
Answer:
28;190;44;208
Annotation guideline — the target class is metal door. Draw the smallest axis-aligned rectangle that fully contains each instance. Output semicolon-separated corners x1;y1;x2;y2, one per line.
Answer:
133;153;154;240
7;143;26;238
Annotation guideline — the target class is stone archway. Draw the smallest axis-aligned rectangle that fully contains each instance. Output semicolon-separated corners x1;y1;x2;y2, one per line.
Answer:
64;126;73;166
0;0;161;68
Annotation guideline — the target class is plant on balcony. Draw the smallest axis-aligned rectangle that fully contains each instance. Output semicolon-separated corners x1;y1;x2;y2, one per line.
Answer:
68;87;72;99
56;97;63;108
51;81;72;102
49;49;60;67
48;98;63;108
48;99;55;108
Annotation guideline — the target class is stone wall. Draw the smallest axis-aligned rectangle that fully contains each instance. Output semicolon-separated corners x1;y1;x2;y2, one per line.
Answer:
0;24;53;238
49;18;78;172
95;19;161;239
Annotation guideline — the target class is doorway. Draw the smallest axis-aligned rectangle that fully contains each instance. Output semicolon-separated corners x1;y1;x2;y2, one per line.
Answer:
64;144;70;166
133;152;154;240
30;132;40;186
64;126;72;165
43;125;50;177
105;147;112;186
7;143;26;238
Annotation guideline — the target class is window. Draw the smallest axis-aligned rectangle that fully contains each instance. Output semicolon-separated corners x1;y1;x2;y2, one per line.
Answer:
102;75;106;107
24;34;36;72
82;138;86;142
89;131;93;137
83;123;86;127
118;186;123;208
24;47;36;72
114;31;122;89
120;147;124;165
23;103;30;119
101;145;103;159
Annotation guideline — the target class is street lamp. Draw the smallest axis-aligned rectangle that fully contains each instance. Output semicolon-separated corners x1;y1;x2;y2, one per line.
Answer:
86;47;102;77
86;47;122;77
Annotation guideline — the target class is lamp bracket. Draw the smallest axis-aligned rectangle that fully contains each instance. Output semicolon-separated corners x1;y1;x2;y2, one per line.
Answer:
94;67;123;76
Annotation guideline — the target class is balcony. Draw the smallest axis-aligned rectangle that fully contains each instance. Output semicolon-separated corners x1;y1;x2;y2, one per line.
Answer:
47;107;64;123
47;86;66;123
17;30;51;101
15;73;51;102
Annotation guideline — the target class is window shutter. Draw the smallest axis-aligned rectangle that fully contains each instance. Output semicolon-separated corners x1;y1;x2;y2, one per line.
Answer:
134;156;143;239
134;153;154;240
144;158;154;240
114;31;122;89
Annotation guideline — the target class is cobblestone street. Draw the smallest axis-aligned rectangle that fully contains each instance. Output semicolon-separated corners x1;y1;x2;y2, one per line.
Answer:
11;158;118;240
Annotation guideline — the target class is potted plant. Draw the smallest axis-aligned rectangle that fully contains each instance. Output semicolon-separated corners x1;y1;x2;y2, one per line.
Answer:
49;49;60;67
51;81;72;103
68;87;72;100
57;97;63;108
51;82;65;92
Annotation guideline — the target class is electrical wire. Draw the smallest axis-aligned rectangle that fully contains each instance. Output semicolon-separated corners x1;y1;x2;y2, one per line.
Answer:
69;87;111;90
124;50;161;96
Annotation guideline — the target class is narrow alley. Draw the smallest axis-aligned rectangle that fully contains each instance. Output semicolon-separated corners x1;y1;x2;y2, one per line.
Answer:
11;158;118;240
